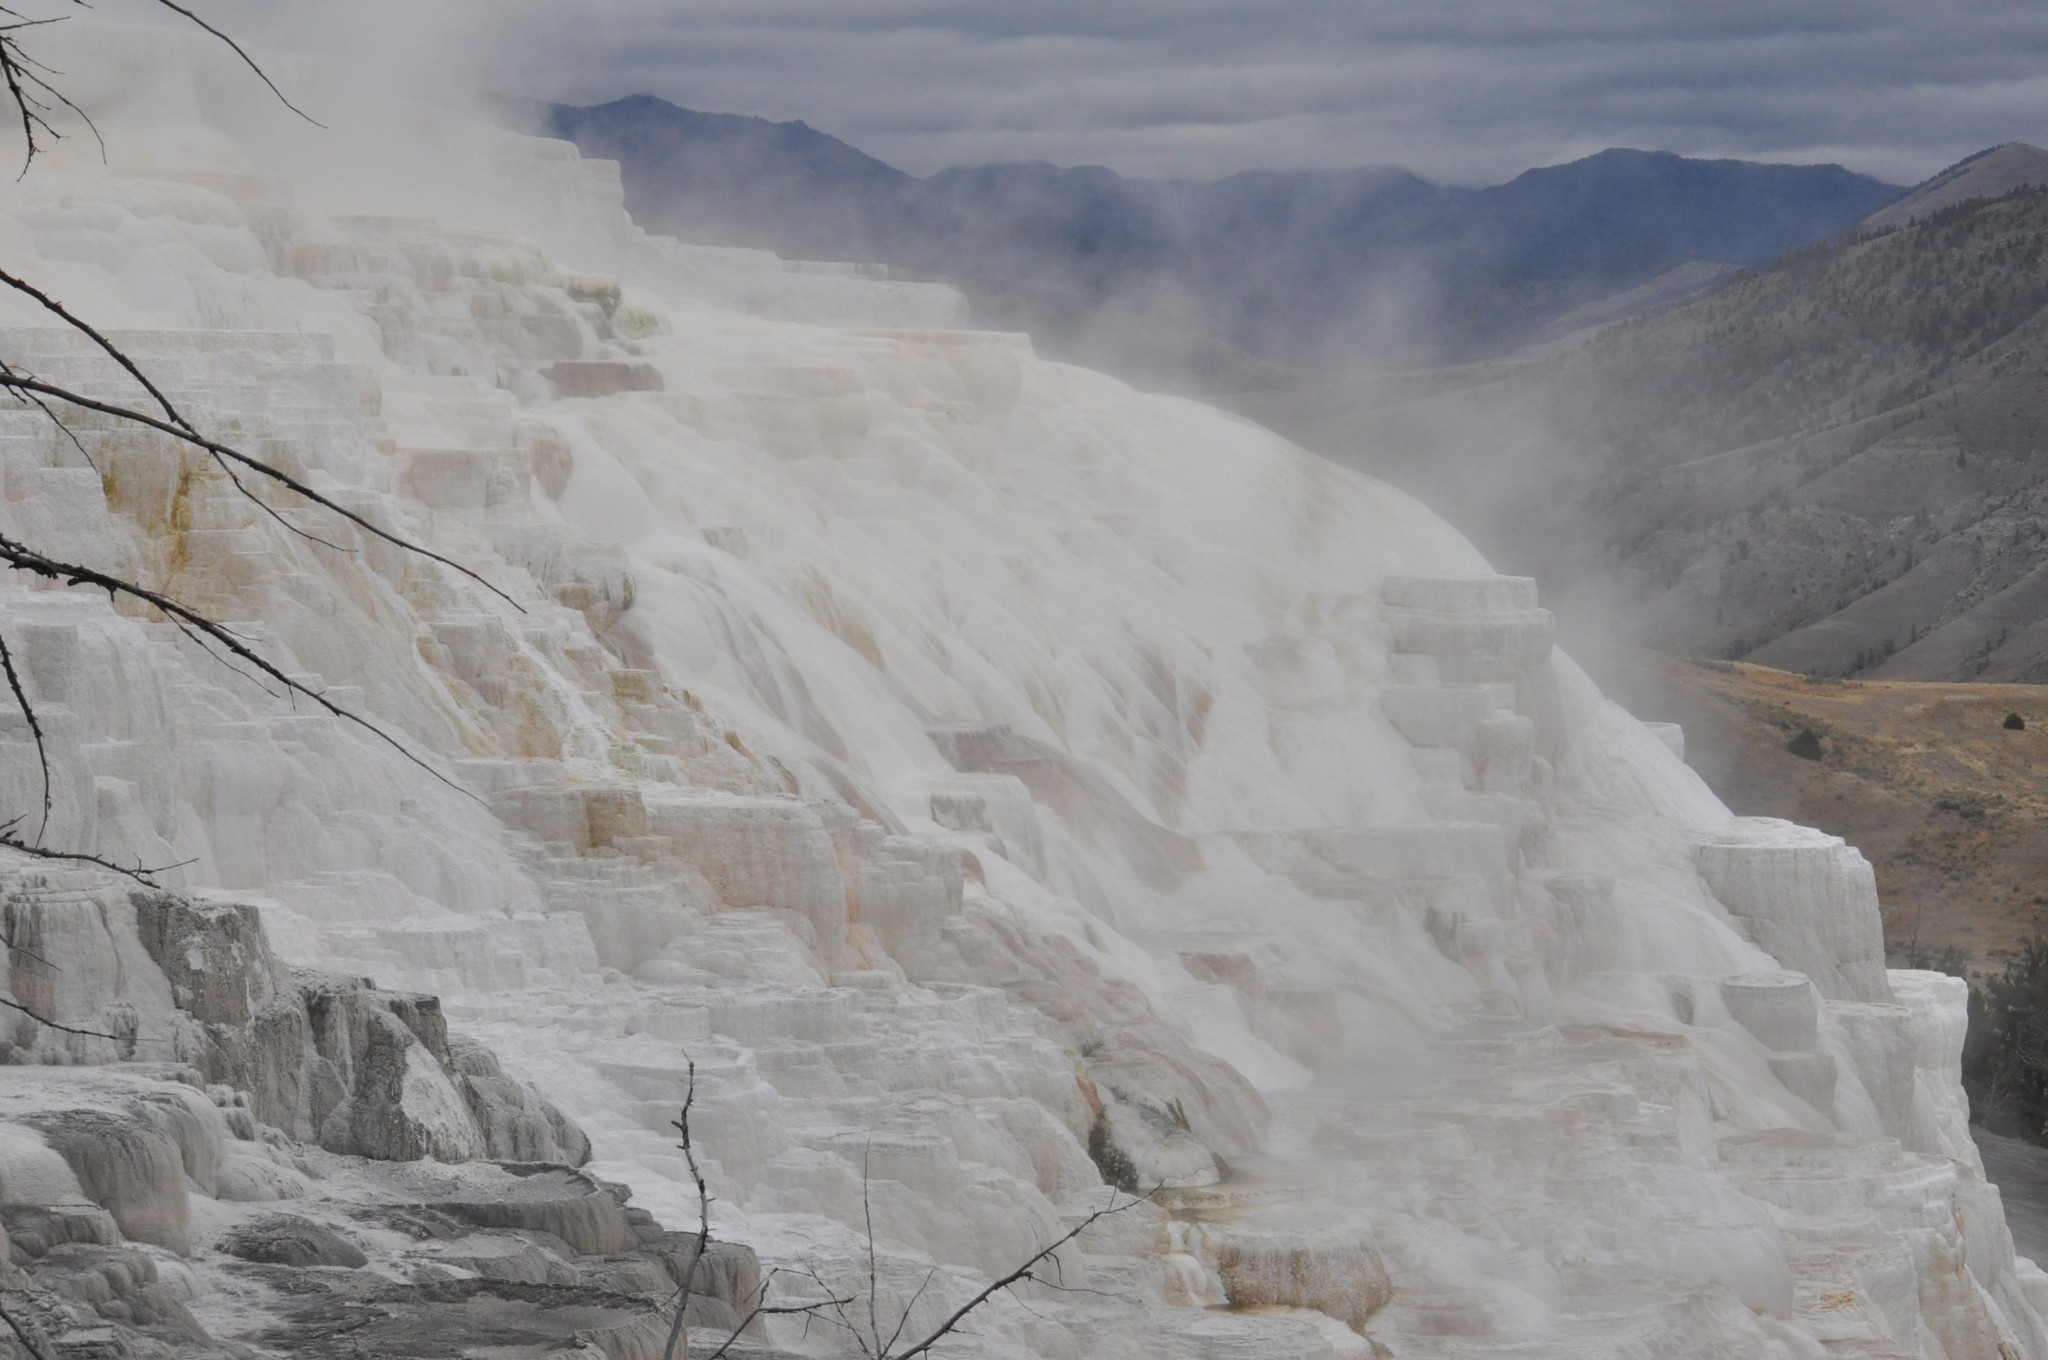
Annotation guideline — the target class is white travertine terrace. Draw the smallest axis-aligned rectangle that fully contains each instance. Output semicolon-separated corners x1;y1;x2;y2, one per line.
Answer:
0;25;2042;1359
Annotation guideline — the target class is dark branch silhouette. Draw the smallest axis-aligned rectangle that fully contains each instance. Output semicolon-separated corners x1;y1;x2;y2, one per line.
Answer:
0;0;315;180
0;986;117;1040
145;0;324;128
0;264;190;428
0;852;126;1036
0;530;474;799
660;1057;713;1360
0;9;102;178
0;358;99;470
1;815;192;887
885;1188;1151;1360
0;1295;54;1360
0;632;49;837
0;374;521;605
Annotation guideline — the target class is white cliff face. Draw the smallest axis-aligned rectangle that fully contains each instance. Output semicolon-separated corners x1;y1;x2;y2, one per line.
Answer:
0;25;2042;1359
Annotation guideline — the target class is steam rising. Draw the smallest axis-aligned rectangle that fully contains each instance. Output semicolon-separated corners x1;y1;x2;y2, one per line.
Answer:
0;15;2040;1359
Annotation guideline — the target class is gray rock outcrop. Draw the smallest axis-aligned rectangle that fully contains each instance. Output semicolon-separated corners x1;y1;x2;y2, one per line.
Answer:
0;869;766;1359
2;875;587;1166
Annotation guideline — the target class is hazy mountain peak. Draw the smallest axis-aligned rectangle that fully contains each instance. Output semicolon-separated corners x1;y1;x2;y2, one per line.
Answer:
547;94;913;190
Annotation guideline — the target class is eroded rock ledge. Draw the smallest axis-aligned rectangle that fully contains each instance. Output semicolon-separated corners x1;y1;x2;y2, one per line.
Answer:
0;866;765;1358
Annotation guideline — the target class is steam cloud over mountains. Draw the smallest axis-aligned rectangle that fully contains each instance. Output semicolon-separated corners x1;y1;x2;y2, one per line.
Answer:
525;94;1903;377
530;95;2048;687
0;17;2045;1360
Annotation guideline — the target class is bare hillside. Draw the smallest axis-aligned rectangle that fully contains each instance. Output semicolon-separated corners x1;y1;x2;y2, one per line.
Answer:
1609;653;2048;966
1257;182;2048;683
1862;143;2048;230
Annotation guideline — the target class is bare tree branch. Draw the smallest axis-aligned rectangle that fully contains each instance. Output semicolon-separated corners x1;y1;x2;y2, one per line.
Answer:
660;1055;1155;1360
0;632;49;838
0;11;99;177
0;375;521;608
0;531;476;800
0;988;116;1040
0;869;124;1038
146;0;323;128
0;365;100;471
0;9;380;565
1;817;191;888
164;615;284;700
201;450;359;555
864;1147;880;1354
0;1296;53;1360
0;269;183;428
0;0;317;179
697;1270;858;1360
661;1057;712;1360
0;4;524;887
0;926;56;973
0;286;362;555
887;1187;1157;1360
878;1267;939;1358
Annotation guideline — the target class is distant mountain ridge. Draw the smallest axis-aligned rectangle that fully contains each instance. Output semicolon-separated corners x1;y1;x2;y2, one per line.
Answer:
527;95;1904;377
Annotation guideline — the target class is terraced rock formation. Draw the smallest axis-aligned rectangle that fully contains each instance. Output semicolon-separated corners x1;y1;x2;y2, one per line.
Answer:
0;24;2039;1360
0;872;765;1358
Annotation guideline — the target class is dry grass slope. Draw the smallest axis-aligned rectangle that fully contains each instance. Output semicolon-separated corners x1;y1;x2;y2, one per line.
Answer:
1609;652;2048;967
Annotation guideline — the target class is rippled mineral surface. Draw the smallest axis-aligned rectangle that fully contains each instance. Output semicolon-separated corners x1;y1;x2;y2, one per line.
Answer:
0;23;2041;1360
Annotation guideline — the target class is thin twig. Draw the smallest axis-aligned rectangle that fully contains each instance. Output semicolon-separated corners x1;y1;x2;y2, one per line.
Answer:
1;375;100;471
0;287;354;552
0;375;520;608
0;531;476;799
0;24;57;175
663;1075;856;1360
879;1268;939;1358
0;0;309;175
0;632;49;838
13;52;100;169
204;449;357;554
0;988;116;1039
0;925;57;973
147;0;324;127
0;1296;53;1360
165;616;284;699
864;1146;880;1355
0;8;104;176
660;1057;711;1360
888;1187;1158;1360
1;818;191;888
0;267;188;428
0;868;124;1037
697;1270;857;1360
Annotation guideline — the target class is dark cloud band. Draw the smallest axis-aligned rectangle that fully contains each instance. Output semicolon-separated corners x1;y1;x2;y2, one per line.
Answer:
209;0;2048;183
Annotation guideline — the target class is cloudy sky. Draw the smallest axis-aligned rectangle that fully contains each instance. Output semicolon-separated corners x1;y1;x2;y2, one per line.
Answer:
210;0;2048;186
